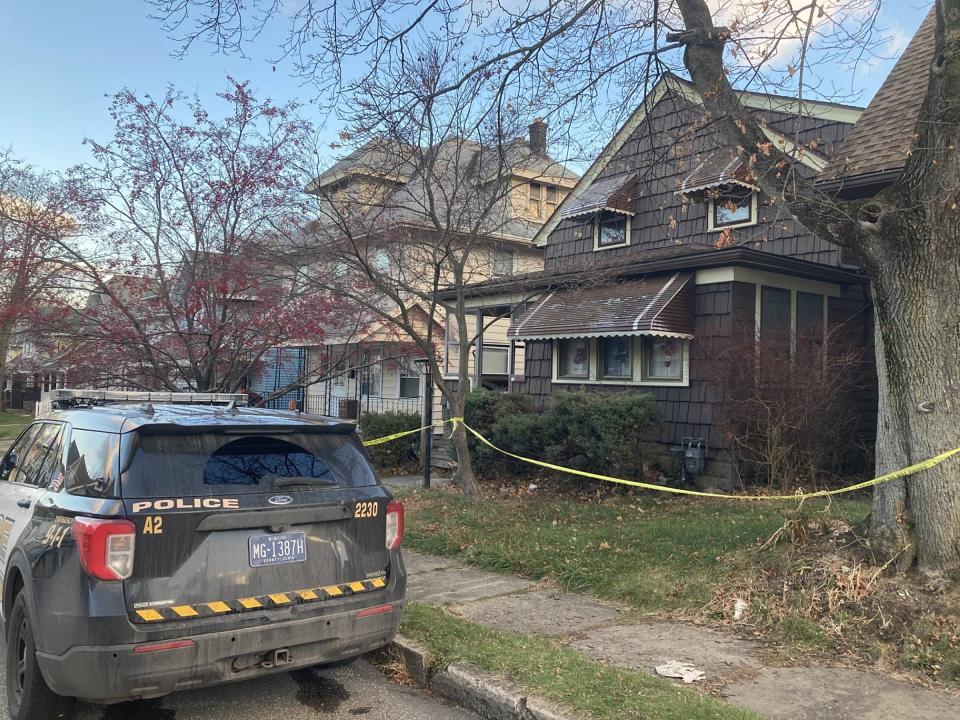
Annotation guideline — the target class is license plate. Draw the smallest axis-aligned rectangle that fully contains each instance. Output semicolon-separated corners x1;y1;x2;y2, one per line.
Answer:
248;532;307;567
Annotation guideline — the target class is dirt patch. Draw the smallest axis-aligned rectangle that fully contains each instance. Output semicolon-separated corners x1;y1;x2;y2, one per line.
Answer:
702;515;960;690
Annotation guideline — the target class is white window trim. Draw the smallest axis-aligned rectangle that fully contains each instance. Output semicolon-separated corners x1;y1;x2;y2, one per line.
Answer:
593;213;632;251
707;190;758;232
552;337;689;387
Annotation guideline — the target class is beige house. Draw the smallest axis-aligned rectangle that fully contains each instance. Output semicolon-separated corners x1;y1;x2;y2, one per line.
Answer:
286;121;578;419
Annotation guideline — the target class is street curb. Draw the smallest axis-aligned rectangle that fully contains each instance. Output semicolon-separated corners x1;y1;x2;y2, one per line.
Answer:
371;635;582;720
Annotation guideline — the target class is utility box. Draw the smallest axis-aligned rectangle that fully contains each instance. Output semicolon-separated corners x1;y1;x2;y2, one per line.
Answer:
683;437;707;476
669;437;708;482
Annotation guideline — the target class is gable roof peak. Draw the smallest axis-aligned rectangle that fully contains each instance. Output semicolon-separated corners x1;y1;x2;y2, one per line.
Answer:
532;74;861;246
818;6;936;189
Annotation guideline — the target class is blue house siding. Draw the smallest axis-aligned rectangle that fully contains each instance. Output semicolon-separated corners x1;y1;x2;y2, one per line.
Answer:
250;347;307;409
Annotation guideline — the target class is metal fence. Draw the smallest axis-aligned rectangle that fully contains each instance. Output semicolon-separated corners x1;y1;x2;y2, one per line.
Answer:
303;392;420;420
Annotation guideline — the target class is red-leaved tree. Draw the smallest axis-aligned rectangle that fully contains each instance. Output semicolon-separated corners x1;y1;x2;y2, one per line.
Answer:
55;80;333;392
0;152;81;408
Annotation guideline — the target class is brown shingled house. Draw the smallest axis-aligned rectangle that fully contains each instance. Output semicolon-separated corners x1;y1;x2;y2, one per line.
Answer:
450;74;879;485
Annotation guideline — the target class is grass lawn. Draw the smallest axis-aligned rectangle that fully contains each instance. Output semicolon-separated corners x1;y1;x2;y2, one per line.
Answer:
401;603;760;720
400;487;960;689
401;487;869;613
0;410;32;441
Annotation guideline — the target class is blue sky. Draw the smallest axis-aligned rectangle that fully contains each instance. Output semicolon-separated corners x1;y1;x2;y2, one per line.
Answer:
0;1;931;173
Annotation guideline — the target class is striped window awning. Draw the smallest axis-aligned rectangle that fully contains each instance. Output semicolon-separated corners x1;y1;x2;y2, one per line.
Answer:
507;272;694;341
679;150;758;195
559;172;636;219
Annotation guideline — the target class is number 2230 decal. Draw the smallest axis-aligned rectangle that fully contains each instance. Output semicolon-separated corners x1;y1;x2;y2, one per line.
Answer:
354;501;379;518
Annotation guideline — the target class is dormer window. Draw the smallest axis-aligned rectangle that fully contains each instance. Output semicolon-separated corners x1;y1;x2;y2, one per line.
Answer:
594;212;630;250
529;183;561;219
708;187;757;231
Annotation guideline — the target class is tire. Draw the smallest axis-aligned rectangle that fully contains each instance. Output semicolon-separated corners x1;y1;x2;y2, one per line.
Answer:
5;591;74;720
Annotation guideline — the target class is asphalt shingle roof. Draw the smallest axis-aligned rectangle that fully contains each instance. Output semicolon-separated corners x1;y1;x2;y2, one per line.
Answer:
559;173;637;219
820;9;936;184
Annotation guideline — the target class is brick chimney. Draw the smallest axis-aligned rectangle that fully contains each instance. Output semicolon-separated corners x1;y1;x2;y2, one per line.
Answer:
528;118;547;156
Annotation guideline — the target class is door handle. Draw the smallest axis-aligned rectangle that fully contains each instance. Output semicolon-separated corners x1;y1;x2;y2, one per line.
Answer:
16;498;31;509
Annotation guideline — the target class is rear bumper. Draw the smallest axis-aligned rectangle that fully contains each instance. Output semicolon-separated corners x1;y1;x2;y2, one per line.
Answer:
36;599;404;703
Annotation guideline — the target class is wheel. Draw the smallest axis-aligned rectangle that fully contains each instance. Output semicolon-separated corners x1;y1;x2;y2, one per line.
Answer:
5;591;74;720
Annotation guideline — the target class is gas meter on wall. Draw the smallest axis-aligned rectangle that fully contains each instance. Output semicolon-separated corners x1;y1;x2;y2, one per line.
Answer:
671;436;707;482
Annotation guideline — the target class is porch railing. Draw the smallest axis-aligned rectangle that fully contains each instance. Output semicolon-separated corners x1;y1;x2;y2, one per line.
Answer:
303;391;421;420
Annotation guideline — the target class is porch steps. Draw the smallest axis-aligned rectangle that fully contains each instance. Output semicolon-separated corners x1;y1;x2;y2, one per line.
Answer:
430;436;458;470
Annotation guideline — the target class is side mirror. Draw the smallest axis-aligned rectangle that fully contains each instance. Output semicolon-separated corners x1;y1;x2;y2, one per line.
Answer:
4;452;18;472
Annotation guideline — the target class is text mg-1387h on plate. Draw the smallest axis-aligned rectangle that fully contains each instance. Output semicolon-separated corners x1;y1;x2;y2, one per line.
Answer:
248;532;307;567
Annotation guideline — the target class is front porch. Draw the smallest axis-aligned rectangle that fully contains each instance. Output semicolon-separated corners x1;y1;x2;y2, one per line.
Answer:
303;341;426;420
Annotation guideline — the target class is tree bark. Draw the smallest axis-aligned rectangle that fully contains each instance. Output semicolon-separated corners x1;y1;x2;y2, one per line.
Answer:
869;315;915;570
450;414;481;501
867;220;960;570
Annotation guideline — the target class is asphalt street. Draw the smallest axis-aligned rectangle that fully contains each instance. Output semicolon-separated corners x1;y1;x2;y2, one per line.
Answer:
0;654;480;720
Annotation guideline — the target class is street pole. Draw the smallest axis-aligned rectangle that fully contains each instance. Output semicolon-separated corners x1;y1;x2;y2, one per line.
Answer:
422;366;433;489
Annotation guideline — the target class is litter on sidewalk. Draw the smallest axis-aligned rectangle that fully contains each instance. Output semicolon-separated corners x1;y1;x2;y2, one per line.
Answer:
655;660;706;684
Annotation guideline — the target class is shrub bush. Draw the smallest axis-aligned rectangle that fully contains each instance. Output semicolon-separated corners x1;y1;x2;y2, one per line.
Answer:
464;388;661;481
464;390;537;476
541;391;662;478
359;411;422;472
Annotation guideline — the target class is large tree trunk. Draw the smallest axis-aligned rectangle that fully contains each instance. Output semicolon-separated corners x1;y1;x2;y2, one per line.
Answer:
450;418;481;501
869;218;960;571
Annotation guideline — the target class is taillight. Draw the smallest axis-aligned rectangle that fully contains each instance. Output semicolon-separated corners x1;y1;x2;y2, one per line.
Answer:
385;500;404;550
72;517;136;581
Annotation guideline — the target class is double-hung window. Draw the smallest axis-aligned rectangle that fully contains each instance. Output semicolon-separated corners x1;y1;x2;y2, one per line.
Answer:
493;248;515;276
529;183;560;219
758;285;828;367
399;359;421;398
643;338;683;381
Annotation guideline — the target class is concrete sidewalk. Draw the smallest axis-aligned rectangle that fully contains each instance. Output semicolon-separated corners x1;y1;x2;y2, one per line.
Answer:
404;550;960;720
382;474;453;489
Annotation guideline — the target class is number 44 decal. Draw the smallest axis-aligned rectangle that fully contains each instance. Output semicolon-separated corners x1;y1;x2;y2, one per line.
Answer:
41;523;70;548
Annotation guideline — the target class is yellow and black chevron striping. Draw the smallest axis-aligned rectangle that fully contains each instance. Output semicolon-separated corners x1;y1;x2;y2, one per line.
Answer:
133;576;388;623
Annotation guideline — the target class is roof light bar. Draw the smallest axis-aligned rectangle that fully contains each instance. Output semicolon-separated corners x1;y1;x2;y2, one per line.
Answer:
49;389;248;405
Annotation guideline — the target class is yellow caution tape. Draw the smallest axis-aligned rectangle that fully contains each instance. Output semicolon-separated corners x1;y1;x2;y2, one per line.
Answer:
362;422;441;447
451;418;960;501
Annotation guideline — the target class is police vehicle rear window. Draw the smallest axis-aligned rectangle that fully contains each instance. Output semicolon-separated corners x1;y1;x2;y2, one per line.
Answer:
121;432;376;497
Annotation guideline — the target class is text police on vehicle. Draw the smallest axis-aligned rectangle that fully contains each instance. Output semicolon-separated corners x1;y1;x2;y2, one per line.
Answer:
0;390;406;720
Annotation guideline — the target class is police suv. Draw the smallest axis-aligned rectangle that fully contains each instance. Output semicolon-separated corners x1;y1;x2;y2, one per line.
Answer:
0;390;406;720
